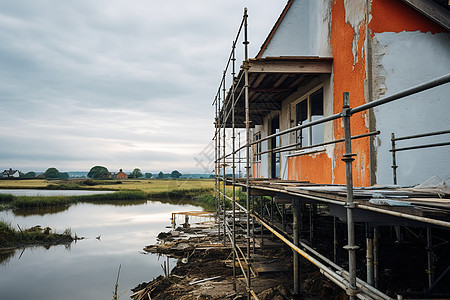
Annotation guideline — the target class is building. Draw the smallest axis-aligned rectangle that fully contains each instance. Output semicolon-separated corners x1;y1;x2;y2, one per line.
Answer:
242;0;449;186
110;169;128;180
213;0;449;298
1;168;20;178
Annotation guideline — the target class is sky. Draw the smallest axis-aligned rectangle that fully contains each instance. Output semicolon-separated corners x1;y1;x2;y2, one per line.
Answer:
0;0;287;174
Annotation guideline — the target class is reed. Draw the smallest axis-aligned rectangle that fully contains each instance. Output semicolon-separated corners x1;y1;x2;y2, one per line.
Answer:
0;221;73;249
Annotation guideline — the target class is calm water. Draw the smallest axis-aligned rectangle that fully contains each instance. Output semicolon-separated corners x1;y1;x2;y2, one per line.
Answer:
0;199;206;299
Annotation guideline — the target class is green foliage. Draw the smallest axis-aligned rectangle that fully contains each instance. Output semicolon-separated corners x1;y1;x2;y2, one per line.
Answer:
145;172;153;179
44;167;60;179
59;172;69;179
148;187;213;199
158;171;164;179
87;166;109;179
0;221;73;249
0;194;14;203
23;171;36;178
72;191;147;202
131;168;143;178
171;170;182;178
13;196;72;208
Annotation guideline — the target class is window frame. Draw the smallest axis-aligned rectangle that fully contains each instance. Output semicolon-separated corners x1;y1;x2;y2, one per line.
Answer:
291;85;324;148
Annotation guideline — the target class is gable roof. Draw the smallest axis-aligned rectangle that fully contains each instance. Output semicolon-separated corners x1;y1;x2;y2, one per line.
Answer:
256;0;449;60
255;0;293;59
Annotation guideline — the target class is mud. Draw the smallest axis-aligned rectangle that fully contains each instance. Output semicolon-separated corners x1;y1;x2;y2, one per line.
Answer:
132;221;344;300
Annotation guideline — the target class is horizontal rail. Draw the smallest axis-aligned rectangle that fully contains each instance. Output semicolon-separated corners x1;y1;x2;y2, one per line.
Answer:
390;141;450;153
392;129;450;142
357;204;450;228
257;130;380;156
350;73;450;114
250;112;342;146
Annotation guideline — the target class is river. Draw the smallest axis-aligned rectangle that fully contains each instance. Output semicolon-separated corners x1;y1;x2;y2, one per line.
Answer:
0;196;207;299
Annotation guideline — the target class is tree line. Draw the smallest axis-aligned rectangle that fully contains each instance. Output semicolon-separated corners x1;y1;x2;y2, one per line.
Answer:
11;167;183;180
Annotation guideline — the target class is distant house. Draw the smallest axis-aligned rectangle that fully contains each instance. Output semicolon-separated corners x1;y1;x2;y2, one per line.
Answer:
110;169;128;180
1;168;20;178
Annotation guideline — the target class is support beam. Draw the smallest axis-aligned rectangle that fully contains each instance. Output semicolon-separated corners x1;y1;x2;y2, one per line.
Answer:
366;224;374;286
248;57;333;74
293;199;301;296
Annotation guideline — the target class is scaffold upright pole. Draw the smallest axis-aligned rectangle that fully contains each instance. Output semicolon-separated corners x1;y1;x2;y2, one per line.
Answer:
231;40;237;278
243;7;251;299
342;92;358;299
222;72;227;244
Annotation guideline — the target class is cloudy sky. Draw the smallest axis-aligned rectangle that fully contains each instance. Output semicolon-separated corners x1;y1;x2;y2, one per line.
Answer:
0;0;286;174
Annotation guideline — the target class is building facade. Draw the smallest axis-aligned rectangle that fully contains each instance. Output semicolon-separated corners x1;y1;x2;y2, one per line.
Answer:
250;0;449;187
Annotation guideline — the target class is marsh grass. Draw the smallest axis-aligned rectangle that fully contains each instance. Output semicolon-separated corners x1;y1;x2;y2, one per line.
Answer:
0;179;216;209
0;221;73;249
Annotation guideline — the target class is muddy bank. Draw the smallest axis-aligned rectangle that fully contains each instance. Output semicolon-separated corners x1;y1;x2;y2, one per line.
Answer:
132;218;344;300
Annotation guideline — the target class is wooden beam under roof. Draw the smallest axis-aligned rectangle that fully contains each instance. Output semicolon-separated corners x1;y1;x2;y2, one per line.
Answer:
249;57;333;74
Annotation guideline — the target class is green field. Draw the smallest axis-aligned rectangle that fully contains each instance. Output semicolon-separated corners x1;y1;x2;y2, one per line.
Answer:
0;178;214;193
0;179;217;209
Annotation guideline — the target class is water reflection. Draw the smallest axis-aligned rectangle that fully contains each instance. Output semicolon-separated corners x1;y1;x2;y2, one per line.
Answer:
0;199;203;300
13;206;70;217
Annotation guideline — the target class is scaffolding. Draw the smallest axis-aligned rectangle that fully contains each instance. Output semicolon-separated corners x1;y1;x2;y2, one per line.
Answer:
212;8;450;300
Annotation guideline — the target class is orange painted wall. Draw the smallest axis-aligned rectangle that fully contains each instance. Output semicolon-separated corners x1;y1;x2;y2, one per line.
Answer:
285;0;445;187
330;0;371;187
287;152;333;184
252;162;261;178
370;0;447;34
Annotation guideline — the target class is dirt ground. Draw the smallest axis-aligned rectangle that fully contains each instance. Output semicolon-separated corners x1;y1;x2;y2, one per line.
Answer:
131;221;345;300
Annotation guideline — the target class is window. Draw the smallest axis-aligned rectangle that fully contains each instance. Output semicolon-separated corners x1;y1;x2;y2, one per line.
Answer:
271;116;280;179
294;87;324;148
253;131;262;162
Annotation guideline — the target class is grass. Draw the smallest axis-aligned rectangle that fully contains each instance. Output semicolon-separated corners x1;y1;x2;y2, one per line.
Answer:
0;221;73;249
0;179;216;209
0;178;214;193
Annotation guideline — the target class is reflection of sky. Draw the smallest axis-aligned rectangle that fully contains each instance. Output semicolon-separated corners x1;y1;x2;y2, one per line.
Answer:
0;201;201;299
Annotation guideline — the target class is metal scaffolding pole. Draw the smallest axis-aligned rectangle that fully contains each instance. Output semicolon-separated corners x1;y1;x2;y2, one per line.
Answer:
243;7;251;299
342;92;359;299
426;227;434;288
222;72;227;245
217;91;222;239
231;41;237;278
373;227;379;289
293;200;301;295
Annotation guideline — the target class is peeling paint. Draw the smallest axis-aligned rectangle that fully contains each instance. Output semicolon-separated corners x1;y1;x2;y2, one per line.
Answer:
344;0;366;66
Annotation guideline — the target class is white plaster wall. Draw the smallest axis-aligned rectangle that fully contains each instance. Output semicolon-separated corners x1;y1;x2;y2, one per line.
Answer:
373;31;450;186
261;0;332;57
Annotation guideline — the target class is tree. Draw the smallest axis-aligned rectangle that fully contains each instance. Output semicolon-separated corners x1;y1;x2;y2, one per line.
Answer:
44;167;60;179
22;171;36;178
158;171;164;179
145;172;153;179
171;170;182;178
59;172;69;179
131;168;143;178
87;166;109;179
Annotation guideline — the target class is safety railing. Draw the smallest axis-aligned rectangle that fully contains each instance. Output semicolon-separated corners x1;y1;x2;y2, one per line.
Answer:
390;130;450;185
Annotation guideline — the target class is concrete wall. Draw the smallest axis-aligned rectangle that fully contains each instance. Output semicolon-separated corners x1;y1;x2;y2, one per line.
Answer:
368;0;450;185
261;0;332;57
372;31;450;185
